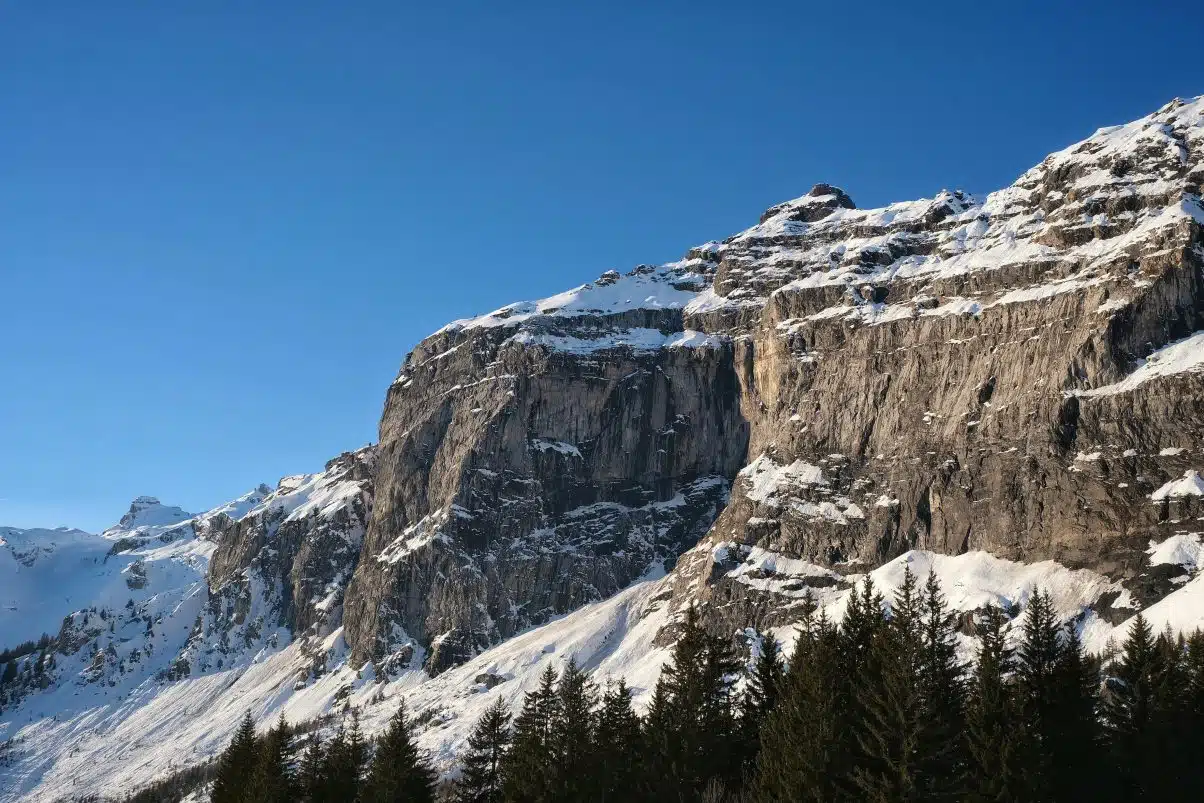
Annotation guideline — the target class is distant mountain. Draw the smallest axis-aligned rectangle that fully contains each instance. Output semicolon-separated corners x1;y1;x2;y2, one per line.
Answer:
4;95;1204;801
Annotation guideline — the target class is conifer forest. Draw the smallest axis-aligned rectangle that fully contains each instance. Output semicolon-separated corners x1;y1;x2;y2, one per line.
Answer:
154;569;1204;803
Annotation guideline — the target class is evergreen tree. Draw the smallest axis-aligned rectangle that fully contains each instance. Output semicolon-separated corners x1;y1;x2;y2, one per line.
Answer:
752;599;842;803
503;663;560;803
643;606;742;801
1103;614;1157;800
297;732;326;803
965;605;1021;803
841;578;886;672
1102;616;1193;801
641;675;674;800
363;699;437;803
849;568;925;803
1;660;15;686
248;713;293;803
1013;590;1062;800
456;697;511;803
550;658;596;801
1185;631;1204;759
321;713;368;802
593;679;642;803
835;577;886;801
211;711;259;803
914;572;967;801
1048;623;1103;802
739;631;785;779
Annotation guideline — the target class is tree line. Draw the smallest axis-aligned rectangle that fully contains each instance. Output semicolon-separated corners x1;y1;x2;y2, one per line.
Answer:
204;568;1204;802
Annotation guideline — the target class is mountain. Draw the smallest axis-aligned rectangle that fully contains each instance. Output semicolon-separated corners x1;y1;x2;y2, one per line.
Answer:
3;95;1204;801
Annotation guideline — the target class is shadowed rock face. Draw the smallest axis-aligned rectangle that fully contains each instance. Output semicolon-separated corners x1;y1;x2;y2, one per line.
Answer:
343;296;748;670
335;97;1204;668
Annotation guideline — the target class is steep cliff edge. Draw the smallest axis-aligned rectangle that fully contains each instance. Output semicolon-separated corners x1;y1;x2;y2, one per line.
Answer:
343;260;744;671
662;96;1204;635
346;96;1204;665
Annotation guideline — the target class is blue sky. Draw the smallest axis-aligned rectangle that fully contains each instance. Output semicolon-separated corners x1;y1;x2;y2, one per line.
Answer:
1;1;1200;531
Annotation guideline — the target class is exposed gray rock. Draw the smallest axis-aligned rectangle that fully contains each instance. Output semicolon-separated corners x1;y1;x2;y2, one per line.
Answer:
343;96;1204;663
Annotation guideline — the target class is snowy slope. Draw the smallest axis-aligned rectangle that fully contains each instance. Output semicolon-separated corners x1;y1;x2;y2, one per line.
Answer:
1;496;196;649
0;456;374;801
1;526;112;647
11;537;1204;802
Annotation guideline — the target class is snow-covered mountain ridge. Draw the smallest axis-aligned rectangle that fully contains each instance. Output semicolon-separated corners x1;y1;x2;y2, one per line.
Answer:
5;95;1204;801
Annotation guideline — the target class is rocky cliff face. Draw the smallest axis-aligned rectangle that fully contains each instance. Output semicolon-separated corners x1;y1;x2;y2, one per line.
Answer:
205;448;374;648
342;262;743;671
661;96;1204;637
343;96;1204;665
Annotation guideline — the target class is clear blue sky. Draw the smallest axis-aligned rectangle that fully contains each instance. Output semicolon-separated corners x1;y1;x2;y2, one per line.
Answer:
1;1;1200;531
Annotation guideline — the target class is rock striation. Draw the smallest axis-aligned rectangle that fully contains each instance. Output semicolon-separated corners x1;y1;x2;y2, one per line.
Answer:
345;96;1204;662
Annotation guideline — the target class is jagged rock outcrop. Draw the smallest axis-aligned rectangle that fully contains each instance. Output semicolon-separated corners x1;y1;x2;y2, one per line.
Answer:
206;448;374;640
192;446;374;673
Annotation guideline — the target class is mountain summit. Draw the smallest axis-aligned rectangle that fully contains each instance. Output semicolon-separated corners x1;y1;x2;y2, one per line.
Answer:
111;496;194;533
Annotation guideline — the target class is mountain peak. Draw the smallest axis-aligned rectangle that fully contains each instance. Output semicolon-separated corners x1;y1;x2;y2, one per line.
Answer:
758;183;857;224
113;496;193;532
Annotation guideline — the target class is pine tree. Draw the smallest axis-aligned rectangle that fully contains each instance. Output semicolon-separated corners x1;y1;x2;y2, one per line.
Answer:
641;674;674;800
1013;590;1061;799
739;631;785;779
914;572;966;801
248;713;293;803
834;577;886;801
752;599;842;803
1102;616;1193;801
841;577;885;672
1103;614;1157;800
1;660;15;686
456;697;511;803
550;658;596;801
503;663;559;803
211;711;259;803
321;713;367;802
593;678;642;803
965;605;1021;803
643;606;742;801
363;699;437;803
1154;629;1192;801
297;732;326;803
1048;623;1103;802
1185;631;1204;758
850;568;924;803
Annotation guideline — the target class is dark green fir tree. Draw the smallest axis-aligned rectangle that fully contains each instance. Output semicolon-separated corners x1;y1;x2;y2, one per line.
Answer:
965;605;1021;803
248;713;293;803
502;663;560;803
593;678;642;802
211;711;260;803
752;595;843;803
362;699;437;803
456;697;511;803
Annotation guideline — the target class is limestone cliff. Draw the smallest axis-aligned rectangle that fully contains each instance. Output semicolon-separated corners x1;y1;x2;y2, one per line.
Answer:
344;96;1204;666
